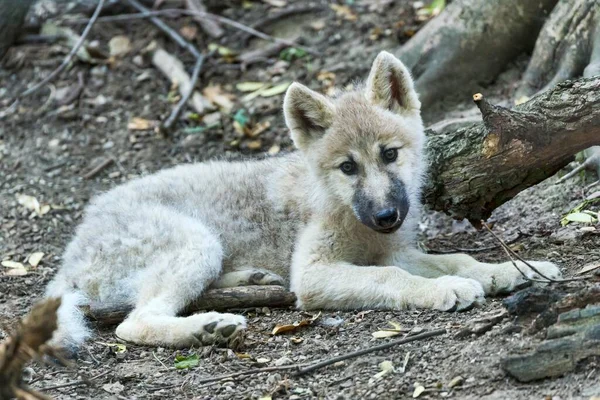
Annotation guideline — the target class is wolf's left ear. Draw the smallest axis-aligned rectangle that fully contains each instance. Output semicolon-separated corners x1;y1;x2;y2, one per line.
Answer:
365;51;420;114
284;82;335;150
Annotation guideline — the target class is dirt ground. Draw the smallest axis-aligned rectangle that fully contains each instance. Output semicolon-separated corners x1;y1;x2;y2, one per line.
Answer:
1;1;599;399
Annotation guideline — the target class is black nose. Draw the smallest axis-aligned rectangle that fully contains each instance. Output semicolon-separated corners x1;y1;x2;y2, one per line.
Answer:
374;208;399;228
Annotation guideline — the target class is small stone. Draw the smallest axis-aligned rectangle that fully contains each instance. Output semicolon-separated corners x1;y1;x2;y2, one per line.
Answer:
274;356;292;366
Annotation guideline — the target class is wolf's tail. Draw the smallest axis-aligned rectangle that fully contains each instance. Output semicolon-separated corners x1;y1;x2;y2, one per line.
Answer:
45;278;91;351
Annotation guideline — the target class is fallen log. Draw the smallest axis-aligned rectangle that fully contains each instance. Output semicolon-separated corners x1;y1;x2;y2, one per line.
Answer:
80;285;297;326
424;76;600;223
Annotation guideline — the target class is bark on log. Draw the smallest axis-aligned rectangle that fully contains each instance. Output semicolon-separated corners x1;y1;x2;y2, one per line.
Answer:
80;285;297;326
0;0;36;60
424;76;600;223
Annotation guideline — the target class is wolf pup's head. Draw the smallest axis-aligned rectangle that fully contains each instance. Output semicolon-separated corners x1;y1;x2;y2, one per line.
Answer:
283;51;425;234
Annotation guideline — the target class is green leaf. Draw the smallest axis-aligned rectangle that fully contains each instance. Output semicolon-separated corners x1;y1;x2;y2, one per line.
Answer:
233;109;250;128
280;47;307;61
260;82;292;97
422;0;446;16
174;353;199;369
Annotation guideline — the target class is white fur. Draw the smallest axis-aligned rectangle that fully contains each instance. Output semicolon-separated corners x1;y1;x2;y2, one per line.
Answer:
46;52;561;349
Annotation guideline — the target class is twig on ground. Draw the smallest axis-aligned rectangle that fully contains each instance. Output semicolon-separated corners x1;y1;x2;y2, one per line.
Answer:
186;0;224;38
195;328;445;385
160;54;204;133
239;41;290;70
125;0;202;59
152;351;170;371
294;329;446;376
0;0;104;120
67;8;320;56
83;158;115;180
40;370;111;392
482;222;586;283
22;0;103;100
241;5;326;45
125;0;207;130
426;233;523;254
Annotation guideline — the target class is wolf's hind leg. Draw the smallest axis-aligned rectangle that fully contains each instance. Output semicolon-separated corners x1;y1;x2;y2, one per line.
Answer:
115;225;246;348
212;268;285;289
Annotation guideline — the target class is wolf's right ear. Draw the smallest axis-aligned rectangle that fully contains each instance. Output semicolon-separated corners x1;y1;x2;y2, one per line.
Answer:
365;51;420;114
283;83;334;151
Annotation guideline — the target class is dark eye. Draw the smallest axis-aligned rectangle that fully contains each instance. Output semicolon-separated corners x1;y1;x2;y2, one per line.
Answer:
340;161;358;175
382;148;398;163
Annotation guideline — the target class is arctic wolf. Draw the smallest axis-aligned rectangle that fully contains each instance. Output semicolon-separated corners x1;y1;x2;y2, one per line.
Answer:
46;51;561;349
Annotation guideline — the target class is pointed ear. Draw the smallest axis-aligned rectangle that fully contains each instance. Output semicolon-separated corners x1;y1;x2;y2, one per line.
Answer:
365;51;421;114
283;82;335;150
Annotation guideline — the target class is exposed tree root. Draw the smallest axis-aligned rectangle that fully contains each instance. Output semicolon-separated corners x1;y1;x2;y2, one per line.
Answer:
516;0;599;99
396;0;558;118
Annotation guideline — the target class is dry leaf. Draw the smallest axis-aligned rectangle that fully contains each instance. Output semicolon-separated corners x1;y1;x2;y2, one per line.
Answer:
179;25;198;41
247;140;262;150
413;385;425;398
109;35;131;58
203;85;235;113
16;194;40;213
236;352;252;359
578;262;600;275
268;144;281;155
260;82;292;97
128;117;157;131
247;121;271;138
448;376;463;388
369;360;395;385
272;312;321;335
372;330;403;339
372;321;410;338
330;4;358;21
2;260;28;276
28;252;44;268
236;82;268;92
263;0;286;6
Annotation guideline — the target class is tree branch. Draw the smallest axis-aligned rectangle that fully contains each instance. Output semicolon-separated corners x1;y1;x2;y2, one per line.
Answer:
425;76;600;221
80;285;297;325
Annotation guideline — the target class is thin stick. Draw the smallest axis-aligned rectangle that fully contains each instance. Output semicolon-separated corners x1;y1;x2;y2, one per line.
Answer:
124;0;202;59
195;328;445;385
152;351;170;371
40;370;110;392
82;158;114;180
0;0;104;120
196;364;304;385
482;222;585;283
22;0;105;99
67;8;319;56
294;329;446;376
125;0;207;130
161;54;204;132
426;233;523;254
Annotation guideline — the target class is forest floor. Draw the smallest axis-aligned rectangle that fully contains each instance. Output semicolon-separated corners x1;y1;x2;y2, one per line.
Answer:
1;1;599;399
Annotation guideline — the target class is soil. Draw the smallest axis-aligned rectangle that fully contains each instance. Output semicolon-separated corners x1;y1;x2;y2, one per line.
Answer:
1;1;599;399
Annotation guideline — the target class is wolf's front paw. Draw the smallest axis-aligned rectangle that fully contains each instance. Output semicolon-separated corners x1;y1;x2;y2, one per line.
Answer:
484;260;562;295
429;276;485;312
190;313;247;346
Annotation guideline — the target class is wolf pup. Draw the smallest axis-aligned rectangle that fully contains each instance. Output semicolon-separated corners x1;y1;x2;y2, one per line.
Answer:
46;52;561;349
